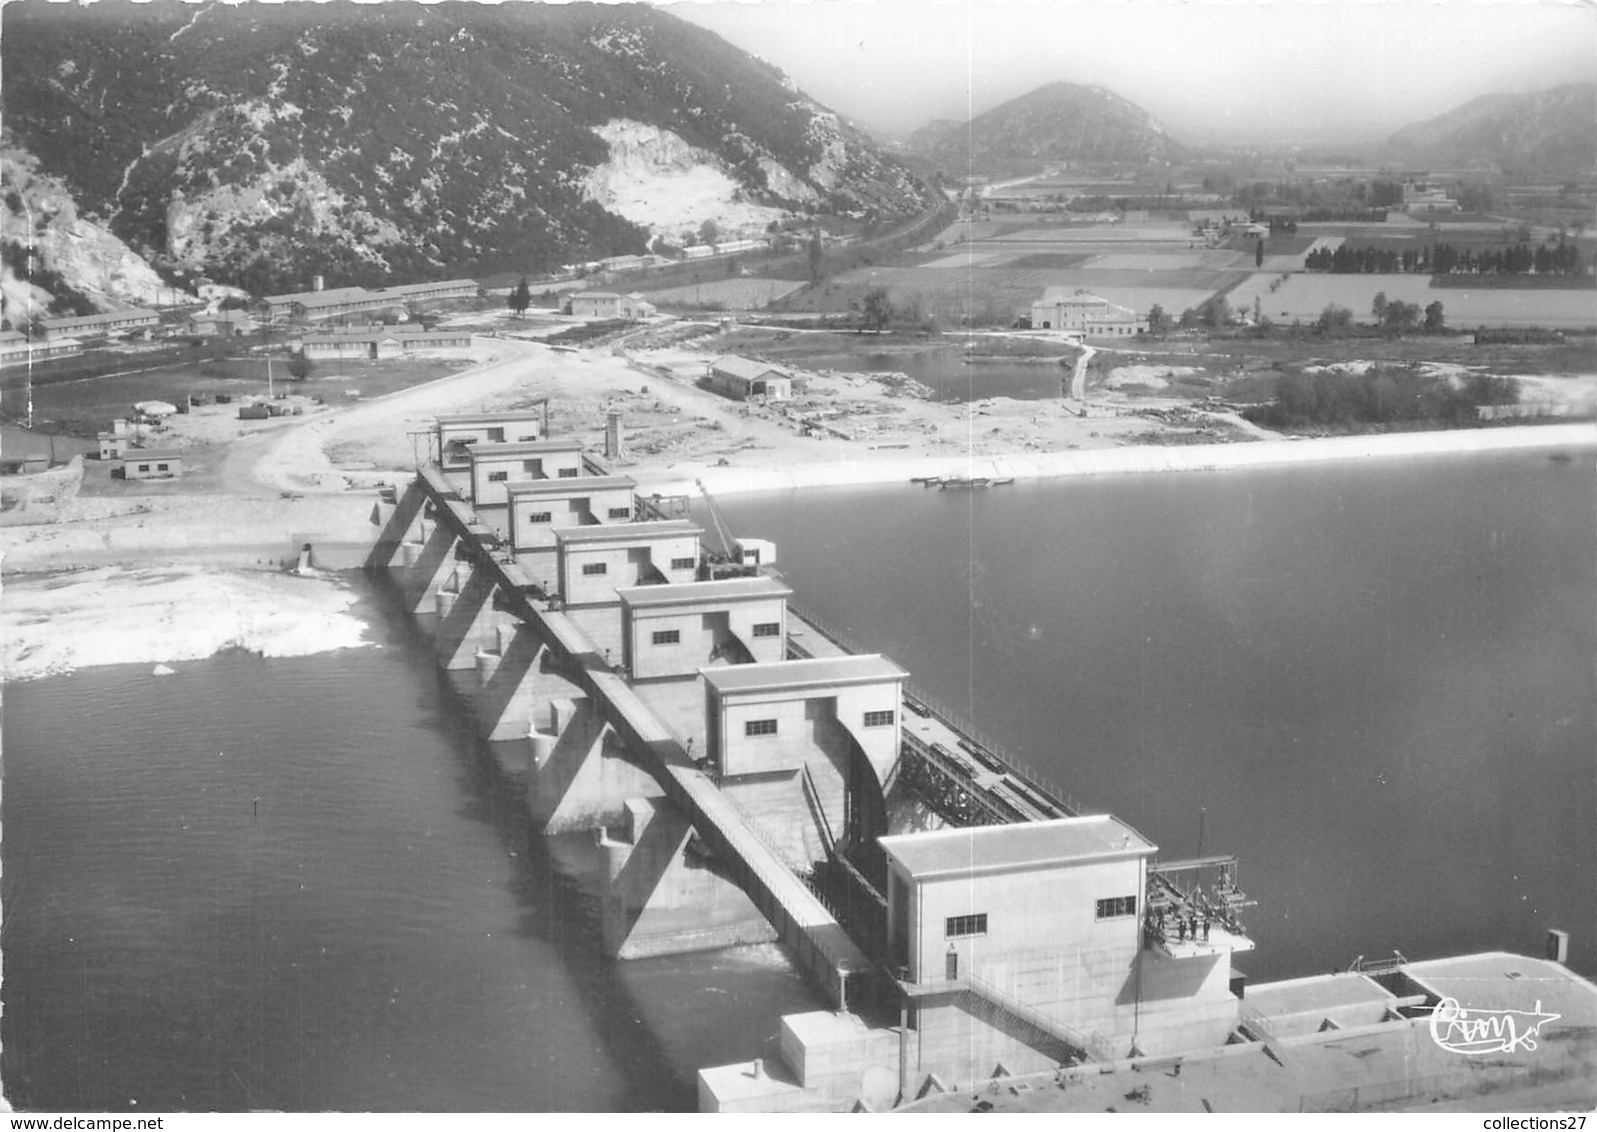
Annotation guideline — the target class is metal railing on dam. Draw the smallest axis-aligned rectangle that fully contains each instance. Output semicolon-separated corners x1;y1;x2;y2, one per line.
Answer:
406;466;871;1006
785;602;1091;824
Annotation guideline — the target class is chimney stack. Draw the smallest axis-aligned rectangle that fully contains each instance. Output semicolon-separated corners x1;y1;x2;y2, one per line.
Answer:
605;411;622;460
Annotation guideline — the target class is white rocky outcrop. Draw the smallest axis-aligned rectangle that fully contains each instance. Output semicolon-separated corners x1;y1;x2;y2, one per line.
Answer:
805;112;851;192
2;145;168;311
579;119;789;238
2;565;372;682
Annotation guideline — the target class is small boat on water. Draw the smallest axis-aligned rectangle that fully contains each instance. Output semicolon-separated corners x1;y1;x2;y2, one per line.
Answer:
940;476;992;490
911;475;943;486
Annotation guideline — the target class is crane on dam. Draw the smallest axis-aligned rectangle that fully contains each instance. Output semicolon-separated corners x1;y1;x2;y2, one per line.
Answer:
694;479;775;579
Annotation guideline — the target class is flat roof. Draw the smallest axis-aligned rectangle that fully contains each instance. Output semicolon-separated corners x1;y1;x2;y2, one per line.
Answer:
389;279;477;294
880;815;1156;880
41;309;158;327
618;576;792;607
437;409;548;426
553;520;701;545
1243;973;1393;1018
507;475;636;497
701;654;906;694
267;286;379;306
1402;953;1597;1020
468;440;585;459
121;448;184;461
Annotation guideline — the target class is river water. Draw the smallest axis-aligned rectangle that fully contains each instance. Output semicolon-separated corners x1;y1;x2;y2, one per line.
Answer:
5;442;1593;1110
716;443;1597;984
808;349;1073;402
0;594;817;1111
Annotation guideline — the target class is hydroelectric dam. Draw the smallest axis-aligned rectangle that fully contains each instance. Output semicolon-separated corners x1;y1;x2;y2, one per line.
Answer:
350;409;1593;1113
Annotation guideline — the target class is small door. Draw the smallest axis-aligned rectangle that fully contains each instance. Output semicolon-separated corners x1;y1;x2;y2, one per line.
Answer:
945;947;958;982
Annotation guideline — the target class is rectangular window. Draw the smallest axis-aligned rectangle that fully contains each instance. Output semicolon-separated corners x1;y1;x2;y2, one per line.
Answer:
558;467;579;478
517;434;538;442
607;507;632;519
487;470;509;482
157;463;170;472
670;557;696;570
863;709;895;728
486;428;505;442
945;914;987;938
744;718;777;737
581;562;607;576
1095;895;1137;920
527;511;552;523
751;622;780;638
137;464;150;473
523;459;543;475
651;630;680;645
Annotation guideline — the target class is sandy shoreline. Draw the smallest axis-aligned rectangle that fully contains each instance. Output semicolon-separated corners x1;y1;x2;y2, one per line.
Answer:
641;421;1596;497
4;420;1587;683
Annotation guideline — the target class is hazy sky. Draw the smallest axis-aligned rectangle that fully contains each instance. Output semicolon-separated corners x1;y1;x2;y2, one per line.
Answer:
664;0;1597;144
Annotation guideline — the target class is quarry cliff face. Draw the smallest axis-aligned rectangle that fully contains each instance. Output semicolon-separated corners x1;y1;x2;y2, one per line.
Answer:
2;0;936;296
2;145;167;323
580;120;792;241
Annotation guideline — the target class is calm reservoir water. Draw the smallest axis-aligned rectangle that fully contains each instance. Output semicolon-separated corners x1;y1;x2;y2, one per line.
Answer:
1;597;818;1111
5;443;1593;1109
810;349;1072;402
717;444;1597;982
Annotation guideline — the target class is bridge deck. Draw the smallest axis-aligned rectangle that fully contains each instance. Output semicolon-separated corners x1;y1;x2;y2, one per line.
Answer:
414;468;869;1001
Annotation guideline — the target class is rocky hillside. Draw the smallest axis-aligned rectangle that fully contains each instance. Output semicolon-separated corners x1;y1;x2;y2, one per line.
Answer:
2;141;168;326
1384;84;1596;174
1;0;935;295
909;82;1185;174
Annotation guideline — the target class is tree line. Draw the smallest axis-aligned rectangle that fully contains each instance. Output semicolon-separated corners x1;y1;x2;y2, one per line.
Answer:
1305;238;1585;277
1244;365;1520;430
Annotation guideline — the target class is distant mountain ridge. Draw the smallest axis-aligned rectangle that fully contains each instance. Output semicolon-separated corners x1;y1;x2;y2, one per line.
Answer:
909;82;1185;173
0;0;935;295
1383;83;1596;174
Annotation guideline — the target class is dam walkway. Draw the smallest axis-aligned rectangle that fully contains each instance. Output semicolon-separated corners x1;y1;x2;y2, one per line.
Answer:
787;607;1086;825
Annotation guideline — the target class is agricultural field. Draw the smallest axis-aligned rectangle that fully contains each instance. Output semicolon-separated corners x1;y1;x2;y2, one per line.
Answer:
640;277;807;310
1229;272;1597;330
777;216;1257;325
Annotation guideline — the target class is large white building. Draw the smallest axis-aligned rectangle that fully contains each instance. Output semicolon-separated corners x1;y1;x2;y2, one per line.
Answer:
1030;289;1146;338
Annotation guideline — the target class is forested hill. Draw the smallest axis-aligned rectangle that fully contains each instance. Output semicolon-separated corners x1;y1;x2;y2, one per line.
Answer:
0;0;935;292
909;82;1185;174
1383;84;1597;174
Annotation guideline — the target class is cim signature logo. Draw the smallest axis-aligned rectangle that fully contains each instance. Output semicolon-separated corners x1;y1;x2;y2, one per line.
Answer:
1428;997;1561;1055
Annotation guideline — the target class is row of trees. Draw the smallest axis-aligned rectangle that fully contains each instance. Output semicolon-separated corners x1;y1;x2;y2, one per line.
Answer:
1306;239;1585;276
1233;178;1402;209
1315;297;1446;334
1245;365;1519;430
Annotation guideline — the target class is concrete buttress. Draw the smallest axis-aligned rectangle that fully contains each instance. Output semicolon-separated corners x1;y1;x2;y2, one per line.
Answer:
597;796;777;959
526;699;663;833
434;562;500;670
401;521;461;616
473;621;550;742
365;478;427;573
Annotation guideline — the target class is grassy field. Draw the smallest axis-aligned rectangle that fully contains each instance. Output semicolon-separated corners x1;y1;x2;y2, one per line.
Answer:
772;262;1238;327
1;354;470;438
1228;272;1597;330
641;277;806;310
